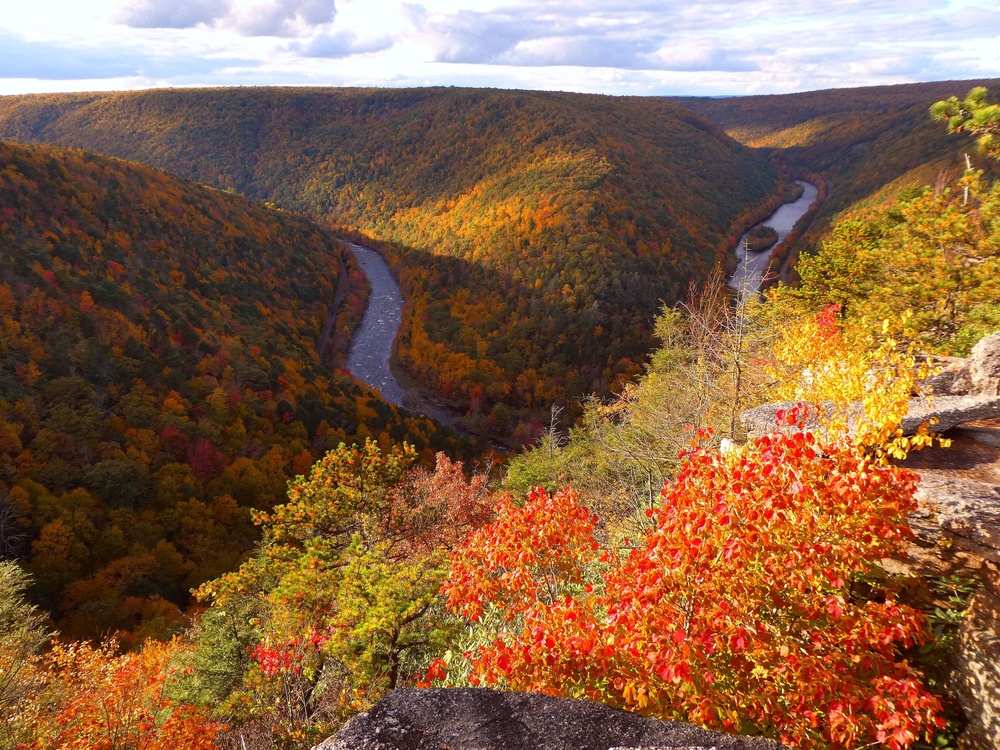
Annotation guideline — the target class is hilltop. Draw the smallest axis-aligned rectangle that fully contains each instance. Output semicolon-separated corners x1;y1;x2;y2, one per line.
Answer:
0;87;781;428
0;140;466;640
675;78;1000;256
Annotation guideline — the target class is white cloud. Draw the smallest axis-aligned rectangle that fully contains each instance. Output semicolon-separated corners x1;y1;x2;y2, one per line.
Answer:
117;0;231;29
118;0;336;36
301;29;392;57
0;0;996;95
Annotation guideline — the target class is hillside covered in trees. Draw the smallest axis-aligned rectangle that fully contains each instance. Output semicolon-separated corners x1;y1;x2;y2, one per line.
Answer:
0;88;781;425
0;140;467;641
675;78;1000;257
2;83;998;750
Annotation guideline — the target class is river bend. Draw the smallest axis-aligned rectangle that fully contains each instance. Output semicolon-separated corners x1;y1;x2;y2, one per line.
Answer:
344;243;457;426
729;180;817;294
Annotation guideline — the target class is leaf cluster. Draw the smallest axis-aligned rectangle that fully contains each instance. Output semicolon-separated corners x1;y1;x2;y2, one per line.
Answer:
187;440;494;746
446;433;944;749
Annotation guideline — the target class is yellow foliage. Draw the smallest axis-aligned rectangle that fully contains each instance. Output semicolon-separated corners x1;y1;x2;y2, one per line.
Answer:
765;306;948;459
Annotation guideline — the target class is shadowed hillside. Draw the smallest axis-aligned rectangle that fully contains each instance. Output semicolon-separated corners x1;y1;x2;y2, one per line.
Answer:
0;87;781;425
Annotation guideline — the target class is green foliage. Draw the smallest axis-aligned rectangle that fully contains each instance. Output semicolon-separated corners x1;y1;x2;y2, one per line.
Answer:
0;561;49;748
770;172;1000;356
931;87;1000;160
505;273;775;537
917;575;982;680
745;224;778;252
0;87;780;420
191;440;493;745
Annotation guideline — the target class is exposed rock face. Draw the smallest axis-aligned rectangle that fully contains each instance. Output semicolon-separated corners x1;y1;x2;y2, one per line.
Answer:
970;332;1000;396
912;475;1000;565
884;472;1000;580
891;417;1000;749
920;355;972;396
901;395;1000;435
314;688;785;750
949;562;1000;749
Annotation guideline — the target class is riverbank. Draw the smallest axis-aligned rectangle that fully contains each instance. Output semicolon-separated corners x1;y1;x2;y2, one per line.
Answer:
344;181;820;437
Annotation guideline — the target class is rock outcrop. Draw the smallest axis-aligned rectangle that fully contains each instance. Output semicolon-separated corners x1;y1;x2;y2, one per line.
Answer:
901;395;1000;435
894;416;1000;749
970;332;1000;396
313;688;784;750
919;355;972;396
948;562;1000;749
740;395;1000;440
741;332;1000;441
739;332;1000;748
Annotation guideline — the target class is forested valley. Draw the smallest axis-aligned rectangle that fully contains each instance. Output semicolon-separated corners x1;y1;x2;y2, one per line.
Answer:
0;141;469;642
2;81;1000;750
0;88;782;431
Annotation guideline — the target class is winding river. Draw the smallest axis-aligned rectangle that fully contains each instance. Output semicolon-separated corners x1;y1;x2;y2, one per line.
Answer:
346;182;818;425
344;243;457;427
729;180;818;295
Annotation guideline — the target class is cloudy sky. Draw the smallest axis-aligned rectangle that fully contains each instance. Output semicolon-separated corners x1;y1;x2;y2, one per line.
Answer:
1;0;998;97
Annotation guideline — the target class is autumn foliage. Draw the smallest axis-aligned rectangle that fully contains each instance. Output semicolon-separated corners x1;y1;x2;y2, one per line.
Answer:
0;87;781;422
27;639;223;750
191;440;494;746
0;140;469;642
444;431;943;749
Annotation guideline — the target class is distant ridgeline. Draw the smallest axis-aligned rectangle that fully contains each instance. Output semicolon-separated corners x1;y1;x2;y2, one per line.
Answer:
675;77;1000;260
0;87;780;426
0;141;468;640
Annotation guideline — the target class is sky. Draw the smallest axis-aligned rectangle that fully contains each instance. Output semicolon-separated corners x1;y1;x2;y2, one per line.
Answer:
0;0;998;97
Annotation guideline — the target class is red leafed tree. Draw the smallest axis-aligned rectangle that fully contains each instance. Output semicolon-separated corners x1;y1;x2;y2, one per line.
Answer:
186;438;226;484
444;432;943;750
385;453;494;557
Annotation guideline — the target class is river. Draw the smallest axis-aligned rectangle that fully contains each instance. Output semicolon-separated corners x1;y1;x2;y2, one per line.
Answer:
344;243;458;427
729;180;818;295
346;182;817;426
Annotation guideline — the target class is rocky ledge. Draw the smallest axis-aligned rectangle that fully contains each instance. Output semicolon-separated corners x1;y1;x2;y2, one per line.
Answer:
313;688;784;750
895;417;1000;748
741;331;1000;441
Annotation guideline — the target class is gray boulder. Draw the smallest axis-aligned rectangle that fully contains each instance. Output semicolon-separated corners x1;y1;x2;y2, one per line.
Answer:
901;395;1000;435
918;331;1000;398
909;474;1000;568
970;332;1000;396
884;422;1000;748
919;355;972;396
314;688;784;750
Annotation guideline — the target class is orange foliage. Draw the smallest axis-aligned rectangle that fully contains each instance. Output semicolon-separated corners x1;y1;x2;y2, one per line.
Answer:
29;639;223;750
0;140;473;641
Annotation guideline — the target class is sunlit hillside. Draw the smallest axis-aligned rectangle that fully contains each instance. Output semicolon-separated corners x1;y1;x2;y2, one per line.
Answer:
675;78;1000;253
